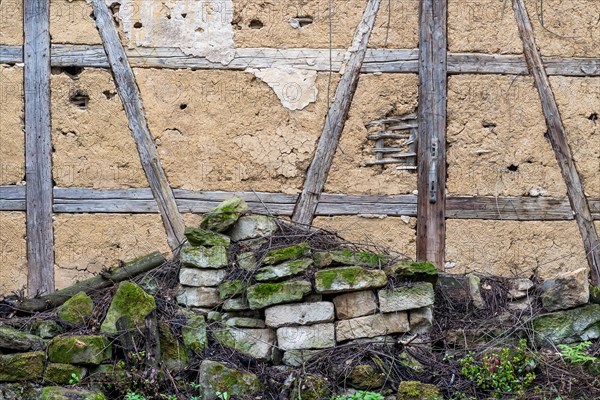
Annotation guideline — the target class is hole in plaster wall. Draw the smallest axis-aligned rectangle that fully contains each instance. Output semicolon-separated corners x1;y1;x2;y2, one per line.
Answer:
196;27;204;33
249;19;264;29
51;66;84;79
167;14;171;20
134;21;143;29
181;13;187;18
507;164;519;172
482;122;497;128
69;90;90;110
589;113;598;124
289;16;313;29
89;11;95;20
103;90;116;100
179;103;188;110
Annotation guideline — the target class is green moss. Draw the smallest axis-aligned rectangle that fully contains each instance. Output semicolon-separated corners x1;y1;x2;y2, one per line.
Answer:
181;312;207;352
33;320;64;339
290;374;330;400
0;324;45;350
314;250;388;267
200;197;248;232
180;245;229;269
532;304;600;345
263;242;309;265
314;266;388;294
184;227;230;247
57;291;94;325
254;258;313;282
40;386;106;400
347;364;385;390
48;335;112;365
159;323;190;371
218;280;246;299
385;261;439;285
0;351;45;382
397;381;442;400
590;285;600;304
100;281;156;334
199;360;261;400
43;363;86;385
246;281;312;309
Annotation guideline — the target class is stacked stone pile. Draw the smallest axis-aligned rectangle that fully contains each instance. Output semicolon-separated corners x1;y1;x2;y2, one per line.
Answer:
175;197;438;366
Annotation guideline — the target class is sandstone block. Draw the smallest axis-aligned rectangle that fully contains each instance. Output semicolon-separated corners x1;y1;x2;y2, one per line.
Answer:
335;313;409;342
277;323;335;350
333;291;378;319
265;302;334;327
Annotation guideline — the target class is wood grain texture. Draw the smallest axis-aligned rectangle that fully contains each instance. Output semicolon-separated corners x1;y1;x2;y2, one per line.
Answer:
512;0;600;286
90;0;185;253
3;45;598;76
24;0;55;296
1;186;599;220
416;0;448;270
292;0;382;225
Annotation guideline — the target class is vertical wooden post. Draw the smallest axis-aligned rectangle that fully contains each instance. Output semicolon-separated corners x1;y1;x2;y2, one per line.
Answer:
513;0;600;286
416;0;447;269
90;0;186;252
24;0;55;295
292;0;382;225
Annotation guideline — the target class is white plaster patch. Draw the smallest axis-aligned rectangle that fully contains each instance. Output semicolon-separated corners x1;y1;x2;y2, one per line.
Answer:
245;67;318;111
109;0;235;65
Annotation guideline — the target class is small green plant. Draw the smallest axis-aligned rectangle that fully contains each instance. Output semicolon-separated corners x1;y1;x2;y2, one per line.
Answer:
459;339;536;399
125;392;146;400
67;372;80;385
331;391;385;400
216;391;230;400
190;382;201;391
557;341;596;364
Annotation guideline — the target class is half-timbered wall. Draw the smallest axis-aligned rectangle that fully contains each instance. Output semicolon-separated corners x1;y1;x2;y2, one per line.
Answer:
0;0;598;294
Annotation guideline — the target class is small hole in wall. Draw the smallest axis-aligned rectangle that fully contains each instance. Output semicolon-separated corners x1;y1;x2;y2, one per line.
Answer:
249;19;264;29
89;11;95;20
507;164;519;172
103;90;116;100
589;113;598;124
181;13;187;18
196;27;204;33
482;121;497;128
134;21;143;29
166;14;171;20
51;66;84;79
69;90;89;110
179;103;187;110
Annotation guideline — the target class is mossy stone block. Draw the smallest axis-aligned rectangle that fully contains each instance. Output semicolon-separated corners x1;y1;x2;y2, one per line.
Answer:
397;381;442;400
184;227;231;247
40;387;106;400
290;374;330;400
254;258;313;282
100;281;156;334
48;335;112;365
198;360;261;400
200;197;248;232
385;261;438;284
0;324;45;351
0;351;45;382
347;364;385;390
159;323;190;371
246;281;312;309
314;250;388;268
57;291;94;325
218;280;246;300
33;320;64;339
237;251;258;271
180;245;228;269
181;312;207;352
532;304;600;346
263;242;309;265
315;267;388;294
43;363;87;385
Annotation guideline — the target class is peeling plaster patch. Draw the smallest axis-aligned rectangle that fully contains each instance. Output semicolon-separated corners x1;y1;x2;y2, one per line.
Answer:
245;67;318;111
111;0;235;65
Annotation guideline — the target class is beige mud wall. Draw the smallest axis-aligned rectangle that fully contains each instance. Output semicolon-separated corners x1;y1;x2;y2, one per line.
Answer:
0;0;598;293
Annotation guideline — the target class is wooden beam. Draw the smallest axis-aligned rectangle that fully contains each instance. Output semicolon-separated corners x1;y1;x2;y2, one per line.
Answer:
89;0;185;252
1;186;600;220
2;45;598;76
292;0;382;225
416;0;448;270
512;0;600;286
24;0;55;296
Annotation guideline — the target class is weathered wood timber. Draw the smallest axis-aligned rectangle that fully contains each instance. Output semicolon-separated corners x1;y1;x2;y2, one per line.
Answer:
512;0;600;286
292;0;382;225
1;186;600;220
90;0;185;252
8;252;166;313
2;45;598;76
417;0;448;270
24;0;55;296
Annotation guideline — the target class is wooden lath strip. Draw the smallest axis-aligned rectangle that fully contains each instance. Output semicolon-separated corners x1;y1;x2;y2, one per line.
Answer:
24;0;55;296
3;186;598;221
89;0;185;252
416;0;448;270
292;0;382;225
512;0;600;286
2;45;598;76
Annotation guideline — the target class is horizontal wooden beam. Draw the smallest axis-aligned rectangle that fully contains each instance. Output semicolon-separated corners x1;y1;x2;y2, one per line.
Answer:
1;45;599;76
1;186;599;221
